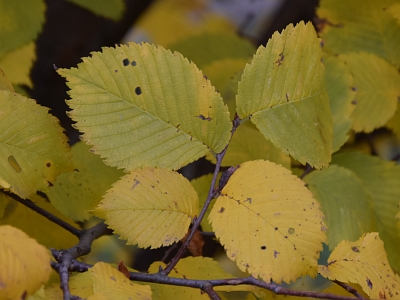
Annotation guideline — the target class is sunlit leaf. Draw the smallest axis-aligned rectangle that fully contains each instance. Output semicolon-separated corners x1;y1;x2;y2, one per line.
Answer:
338;52;400;133
95;168;198;248
45;271;94;299
319;233;400;299
89;262;151;300
206;124;290;168
0;225;51;300
0;193;78;249
45;141;124;221
59;43;231;171
209;160;327;283
388;3;400;24
317;0;400;67
66;0;125;21
0;0;45;58
0;90;73;198
304;165;375;249
332;152;400;273
236;21;332;168
324;55;355;152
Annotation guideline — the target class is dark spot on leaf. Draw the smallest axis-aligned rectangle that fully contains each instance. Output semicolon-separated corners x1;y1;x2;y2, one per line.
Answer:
261;246;266;250
123;58;129;66
275;52;284;65
197;114;212;121
110;276;116;281
135;87;142;95
351;246;360;252
131;61;137;66
275;227;278;231
351;86;357;91
47;181;53;187
351;99;357;105
366;278;373;289
288;228;295;234
218;207;225;213
46;162;51;167
274;250;279;258
115;69;118;73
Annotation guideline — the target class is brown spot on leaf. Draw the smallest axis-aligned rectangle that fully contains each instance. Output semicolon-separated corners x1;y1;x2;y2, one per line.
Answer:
46;162;51;167
218;207;225;213
118;261;130;278
197;114;212;121
274;250;279;258
261;246;266;250
366;278;373;289
122;58;129;66
351;246;360;253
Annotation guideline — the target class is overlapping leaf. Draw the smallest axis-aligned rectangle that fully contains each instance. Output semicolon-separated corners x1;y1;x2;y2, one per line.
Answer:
0;68;14;92
236;21;332;168
0;90;73;198
45;271;94;299
66;0;125;21
95;167;199;248
386;107;400;138
0;225;51;300
59;43;231;171
209;160;327;283
319;233;400;299
304;165;375;249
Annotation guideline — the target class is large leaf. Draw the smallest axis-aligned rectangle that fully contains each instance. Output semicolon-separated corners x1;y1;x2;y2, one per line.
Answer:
304;165;375;249
66;0;125;21
236;21;332;168
0;90;73;198
332;152;400;273
339;52;400;133
95;167;198;248
0;225;51;300
317;0;400;67
209;160;327;283
59;43;231;171
45;141;124;221
319;233;400;299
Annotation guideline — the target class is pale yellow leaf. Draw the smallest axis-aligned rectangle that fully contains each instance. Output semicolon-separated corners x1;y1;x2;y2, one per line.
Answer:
89;262;151;300
209;160;327;284
95;168;198;248
0;225;51;300
236;21;332;168
319;233;400;299
0;90;73;199
59;42;231;171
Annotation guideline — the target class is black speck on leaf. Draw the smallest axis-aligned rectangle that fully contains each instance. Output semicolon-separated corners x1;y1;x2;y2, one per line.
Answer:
123;58;129;66
135;87;142;95
351;246;360;253
131;61;137;66
115;69;118;73
261;246;266;250
46;162;51;167
366;278;373;289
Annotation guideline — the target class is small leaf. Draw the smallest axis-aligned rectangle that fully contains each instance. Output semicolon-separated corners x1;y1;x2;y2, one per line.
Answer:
0;225;51;299
66;0;125;21
181;230;204;257
59;43;231;171
319;233;400;299
0;90;73;198
236;21;332;168
95;168;198;248
90;262;151;300
304;165;375;249
339;52;400;133
209;160;327;283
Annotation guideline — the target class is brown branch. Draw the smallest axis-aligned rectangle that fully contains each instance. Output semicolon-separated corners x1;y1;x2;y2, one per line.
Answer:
334;281;367;299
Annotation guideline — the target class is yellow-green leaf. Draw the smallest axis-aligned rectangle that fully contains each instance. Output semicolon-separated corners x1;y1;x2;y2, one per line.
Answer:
0;225;51;300
45;141;124;221
332;152;400;273
0;0;45;58
0;42;36;87
317;0;400;67
59;43;231;171
236;21;332;168
0;68;14;92
0;90;73;198
66;0;124;21
304;165;374;249
0;193;78;249
206;124;290;168
324;55;356;152
386;107;400;138
89;262;151;300
338;52;400;133
209;160;327;283
319;233;400;299
95;168;198;248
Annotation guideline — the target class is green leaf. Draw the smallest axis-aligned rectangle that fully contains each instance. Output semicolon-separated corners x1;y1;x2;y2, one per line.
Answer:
317;0;400;67
332;152;400;273
236;21;332;168
0;0;45;58
0;90;73;198
95;167;199;249
386;107;400;138
319;233;400;299
66;0;125;21
0;68;14;92
206;124;290;168
45;141;124;221
304;165;375;249
59;43;232;171
338;52;400;133
209;160;327;284
324;55;356;152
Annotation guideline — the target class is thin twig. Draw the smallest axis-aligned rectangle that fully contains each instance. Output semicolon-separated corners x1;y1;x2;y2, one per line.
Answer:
202;283;221;300
300;163;313;179
333;280;367;299
161;242;180;263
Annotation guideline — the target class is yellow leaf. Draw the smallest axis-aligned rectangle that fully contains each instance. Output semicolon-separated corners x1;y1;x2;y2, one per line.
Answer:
0;225;51;299
0;68;14;92
66;0;125;21
45;271;94;299
319;233;400;299
89;262;151;300
209;160;327;284
95;168;198;248
0;90;74;199
59;42;231;171
386;106;400;138
236;21;332;168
